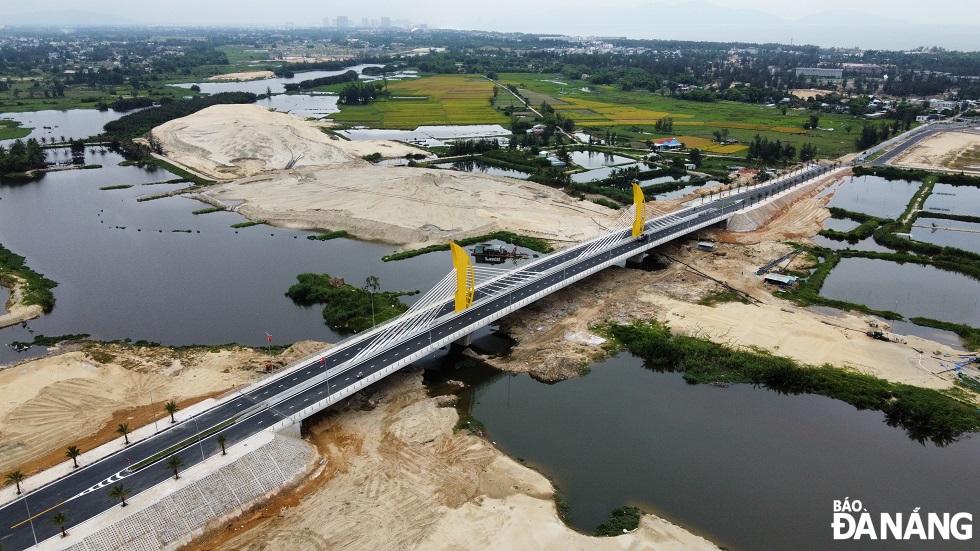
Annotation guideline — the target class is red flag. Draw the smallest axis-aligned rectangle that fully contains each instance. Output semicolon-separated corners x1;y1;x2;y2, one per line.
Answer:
266;334;272;343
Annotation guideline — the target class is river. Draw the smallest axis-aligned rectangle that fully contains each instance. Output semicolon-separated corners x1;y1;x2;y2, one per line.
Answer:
456;354;980;551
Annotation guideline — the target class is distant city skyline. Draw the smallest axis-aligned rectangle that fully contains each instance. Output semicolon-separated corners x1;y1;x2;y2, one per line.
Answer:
2;0;978;51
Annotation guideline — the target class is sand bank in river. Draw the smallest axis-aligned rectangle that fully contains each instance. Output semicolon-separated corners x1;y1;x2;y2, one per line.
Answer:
207;71;276;81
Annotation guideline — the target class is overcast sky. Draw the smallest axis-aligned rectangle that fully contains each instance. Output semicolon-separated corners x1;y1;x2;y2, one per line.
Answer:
4;1;978;49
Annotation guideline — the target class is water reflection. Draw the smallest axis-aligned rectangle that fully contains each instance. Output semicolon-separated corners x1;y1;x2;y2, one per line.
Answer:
826;175;919;219
454;354;980;551
431;160;530;179
820;258;980;325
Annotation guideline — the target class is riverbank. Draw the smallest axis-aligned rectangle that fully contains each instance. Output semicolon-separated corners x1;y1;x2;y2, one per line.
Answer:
186;368;721;551
0;275;43;329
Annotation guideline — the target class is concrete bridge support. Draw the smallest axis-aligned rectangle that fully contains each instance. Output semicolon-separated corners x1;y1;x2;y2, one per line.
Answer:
625;252;646;269
453;333;473;348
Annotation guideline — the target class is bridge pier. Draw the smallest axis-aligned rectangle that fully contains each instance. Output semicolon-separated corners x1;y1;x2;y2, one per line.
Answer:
624;252;646;269
453;333;473;348
275;419;302;439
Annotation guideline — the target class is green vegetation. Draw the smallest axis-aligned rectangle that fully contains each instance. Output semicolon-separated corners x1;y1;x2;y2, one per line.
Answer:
306;230;348;241
128;418;236;472
819;207;889;242
594;506;642;536
910;318;980;351
0;242;58;312
918;212;980;224
99;184;133;190
0;119;30;141
192;207;225;215
230;220;264;229
282;70;359;92
362;152;383;162
285;273;410;332
140;158;214;186
383;231;553;262
453;414;487;436
495;74;860;159
0;138;46;175
331;74;508;128
604;320;980;445
10;334;90;348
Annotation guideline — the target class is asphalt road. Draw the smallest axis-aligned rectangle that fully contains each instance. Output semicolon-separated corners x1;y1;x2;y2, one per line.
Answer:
0;163;830;550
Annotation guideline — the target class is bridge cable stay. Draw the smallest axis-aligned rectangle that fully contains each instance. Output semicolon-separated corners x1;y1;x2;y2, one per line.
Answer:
346;271;458;365
580;207;635;258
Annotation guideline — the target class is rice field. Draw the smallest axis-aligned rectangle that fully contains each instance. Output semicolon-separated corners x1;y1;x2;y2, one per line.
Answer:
496;73;864;158
330;74;508;128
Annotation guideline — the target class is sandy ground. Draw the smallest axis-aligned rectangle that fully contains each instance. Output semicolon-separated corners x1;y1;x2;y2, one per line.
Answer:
0;341;328;477
0;275;43;329
152;104;426;180
188;368;720;551
200;167;617;247
207;71;276;81
789;88;832;100
890;130;980;171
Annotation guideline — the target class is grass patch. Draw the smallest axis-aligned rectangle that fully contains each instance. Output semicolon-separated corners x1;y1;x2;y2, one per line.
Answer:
910;318;980;351
0;119;31;141
230;220;265;229
0;242;58;312
142;158;214;186
383;231;552;261
99;184;134;190
306;230;348;241
10;333;90;348
192;207;225;215
603;319;980;445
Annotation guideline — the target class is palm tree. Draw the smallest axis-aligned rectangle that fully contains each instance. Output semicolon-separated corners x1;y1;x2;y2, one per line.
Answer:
4;470;25;495
216;434;227;455
107;483;132;507
116;423;131;445
164;400;179;423
65;445;82;468
49;510;69;538
165;454;185;480
363;275;380;327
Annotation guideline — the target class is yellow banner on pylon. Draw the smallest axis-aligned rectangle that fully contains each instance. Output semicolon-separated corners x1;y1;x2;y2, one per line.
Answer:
449;243;475;311
631;182;646;238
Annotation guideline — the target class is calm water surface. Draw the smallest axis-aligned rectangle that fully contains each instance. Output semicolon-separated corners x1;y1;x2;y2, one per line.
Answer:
567;150;635;169
462;354;980;551
431;161;529;179
912;220;980;255
0;151;541;364
923;184;980;217
826;175;920;219
821;258;980;325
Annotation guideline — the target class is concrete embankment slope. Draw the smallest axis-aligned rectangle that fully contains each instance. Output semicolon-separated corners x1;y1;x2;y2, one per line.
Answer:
49;432;314;551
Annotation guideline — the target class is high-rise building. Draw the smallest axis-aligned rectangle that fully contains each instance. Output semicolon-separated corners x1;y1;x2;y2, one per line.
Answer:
361;17;369;28
322;17;329;27
336;16;349;28
380;17;391;28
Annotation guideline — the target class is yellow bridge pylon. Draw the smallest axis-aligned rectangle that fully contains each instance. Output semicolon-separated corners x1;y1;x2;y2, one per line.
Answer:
631;181;646;238
449;242;475;311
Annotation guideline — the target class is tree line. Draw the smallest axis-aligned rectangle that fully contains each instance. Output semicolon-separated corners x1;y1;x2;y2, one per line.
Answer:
282;70;359;92
0;138;46;175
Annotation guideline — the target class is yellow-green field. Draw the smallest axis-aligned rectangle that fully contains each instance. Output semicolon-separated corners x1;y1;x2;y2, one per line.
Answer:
330;74;508;128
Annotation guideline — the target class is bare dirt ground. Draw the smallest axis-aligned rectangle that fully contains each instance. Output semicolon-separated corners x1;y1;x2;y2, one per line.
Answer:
186;369;720;551
0;341;327;477
890;130;980;171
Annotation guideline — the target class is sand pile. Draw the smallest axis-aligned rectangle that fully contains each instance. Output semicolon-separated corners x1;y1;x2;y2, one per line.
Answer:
201;167;617;247
152;104;367;179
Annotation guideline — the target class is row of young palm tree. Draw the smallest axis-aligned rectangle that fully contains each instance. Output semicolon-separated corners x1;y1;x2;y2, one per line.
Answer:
3;397;236;541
